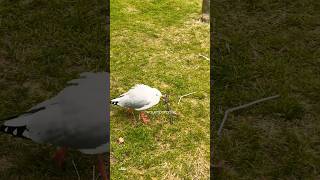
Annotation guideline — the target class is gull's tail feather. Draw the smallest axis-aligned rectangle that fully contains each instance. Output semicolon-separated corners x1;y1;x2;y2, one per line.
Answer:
110;99;119;105
0;124;29;139
111;93;127;106
0;107;45;139
0;115;32;139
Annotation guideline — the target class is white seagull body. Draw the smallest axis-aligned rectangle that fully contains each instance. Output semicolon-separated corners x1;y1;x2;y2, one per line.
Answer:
0;72;109;179
111;84;162;110
111;84;162;123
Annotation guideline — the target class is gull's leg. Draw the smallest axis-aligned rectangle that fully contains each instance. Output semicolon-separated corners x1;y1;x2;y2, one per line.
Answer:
53;147;67;168
97;154;108;180
127;108;133;115
140;112;150;124
127;108;136;123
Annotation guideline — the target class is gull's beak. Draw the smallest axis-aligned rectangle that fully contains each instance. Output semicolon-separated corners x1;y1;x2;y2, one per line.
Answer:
161;94;168;103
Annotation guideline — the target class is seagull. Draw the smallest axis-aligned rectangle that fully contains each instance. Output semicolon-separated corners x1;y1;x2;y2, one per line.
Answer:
0;72;109;180
111;84;162;124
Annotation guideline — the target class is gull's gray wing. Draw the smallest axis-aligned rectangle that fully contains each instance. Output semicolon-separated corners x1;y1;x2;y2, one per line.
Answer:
111;84;153;110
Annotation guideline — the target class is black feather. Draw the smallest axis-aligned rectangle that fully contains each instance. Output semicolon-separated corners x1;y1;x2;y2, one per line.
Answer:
66;82;79;86
0;125;30;139
0;106;46;121
111;101;118;105
0;107;45;140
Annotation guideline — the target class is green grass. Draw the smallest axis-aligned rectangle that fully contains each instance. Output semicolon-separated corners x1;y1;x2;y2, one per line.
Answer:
0;0;107;179
212;0;320;179
110;0;210;179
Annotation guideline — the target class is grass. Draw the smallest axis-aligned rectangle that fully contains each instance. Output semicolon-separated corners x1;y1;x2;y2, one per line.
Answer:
110;0;210;179
0;0;107;179
212;0;320;179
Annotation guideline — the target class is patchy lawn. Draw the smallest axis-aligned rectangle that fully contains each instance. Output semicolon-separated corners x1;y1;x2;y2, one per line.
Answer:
212;0;320;179
110;0;210;179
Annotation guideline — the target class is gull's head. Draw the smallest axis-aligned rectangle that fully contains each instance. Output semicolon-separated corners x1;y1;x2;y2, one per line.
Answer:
153;88;162;97
152;88;164;103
